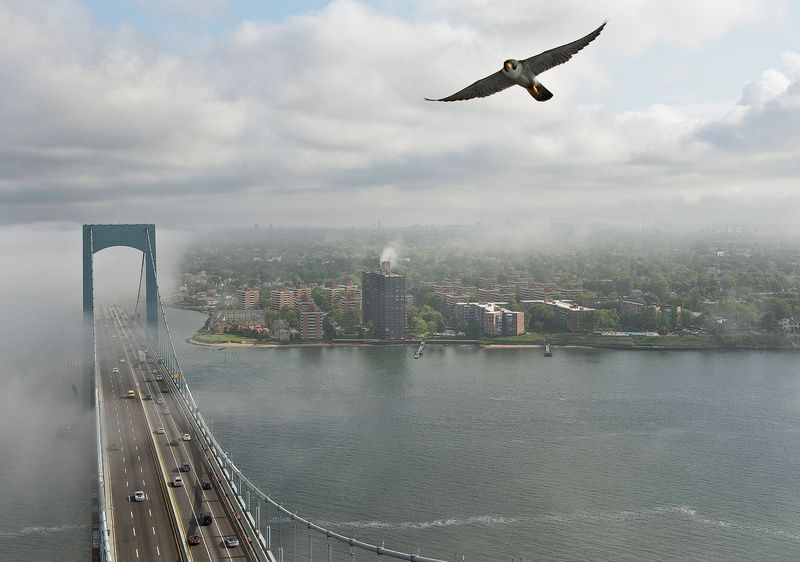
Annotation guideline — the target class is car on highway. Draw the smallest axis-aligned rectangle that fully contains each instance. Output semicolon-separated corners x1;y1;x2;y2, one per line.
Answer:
169;439;179;446
111;367;119;373
143;394;152;401
201;480;212;490
188;535;202;546
127;390;135;399
224;537;239;548
155;374;163;381
198;512;213;525
172;476;183;487
119;358;125;363
152;369;157;374
161;387;168;393
157;398;165;404
179;463;191;472
133;490;145;502
162;408;171;415
181;433;191;441
156;426;165;434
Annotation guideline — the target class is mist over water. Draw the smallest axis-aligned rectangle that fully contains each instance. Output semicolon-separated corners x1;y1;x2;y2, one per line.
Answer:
0;224;187;561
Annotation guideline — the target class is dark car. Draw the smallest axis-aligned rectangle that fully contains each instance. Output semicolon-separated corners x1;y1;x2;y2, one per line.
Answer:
179;463;191;472
200;480;212;490
168;439;179;447
198;511;213;525
143;394;152;401
161;388;169;393
188;535;202;546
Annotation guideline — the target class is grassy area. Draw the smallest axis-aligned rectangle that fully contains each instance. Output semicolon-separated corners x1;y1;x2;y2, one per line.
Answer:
483;332;792;350
192;332;258;344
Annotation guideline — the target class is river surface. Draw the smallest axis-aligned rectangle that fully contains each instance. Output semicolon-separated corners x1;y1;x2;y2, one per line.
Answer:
2;305;799;561
167;308;800;561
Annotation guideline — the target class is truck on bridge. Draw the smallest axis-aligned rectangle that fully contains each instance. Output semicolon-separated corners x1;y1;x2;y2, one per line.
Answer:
138;350;146;363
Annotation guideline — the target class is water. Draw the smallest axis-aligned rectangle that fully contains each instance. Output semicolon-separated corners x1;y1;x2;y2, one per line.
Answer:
2;302;797;561
165;308;800;561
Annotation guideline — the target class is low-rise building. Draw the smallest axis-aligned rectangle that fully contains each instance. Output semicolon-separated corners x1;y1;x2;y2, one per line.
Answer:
455;302;525;337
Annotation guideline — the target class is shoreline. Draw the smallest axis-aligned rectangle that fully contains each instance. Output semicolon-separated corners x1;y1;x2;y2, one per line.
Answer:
188;336;796;352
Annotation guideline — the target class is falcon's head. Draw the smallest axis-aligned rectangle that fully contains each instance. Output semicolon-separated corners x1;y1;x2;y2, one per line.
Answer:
502;59;521;78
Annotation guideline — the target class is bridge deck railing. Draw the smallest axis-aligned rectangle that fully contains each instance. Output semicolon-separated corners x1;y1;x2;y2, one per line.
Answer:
143;234;447;562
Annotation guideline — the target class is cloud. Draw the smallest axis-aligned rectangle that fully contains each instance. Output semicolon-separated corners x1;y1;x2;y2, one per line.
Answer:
0;0;798;228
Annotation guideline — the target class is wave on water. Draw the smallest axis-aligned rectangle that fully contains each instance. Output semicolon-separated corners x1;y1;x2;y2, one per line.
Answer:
0;524;87;538
319;506;799;541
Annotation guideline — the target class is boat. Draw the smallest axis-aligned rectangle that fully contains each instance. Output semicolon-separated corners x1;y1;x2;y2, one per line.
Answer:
414;340;426;358
544;343;553;357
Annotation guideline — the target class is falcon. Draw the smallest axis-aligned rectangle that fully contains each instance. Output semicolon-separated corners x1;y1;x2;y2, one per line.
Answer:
426;21;606;103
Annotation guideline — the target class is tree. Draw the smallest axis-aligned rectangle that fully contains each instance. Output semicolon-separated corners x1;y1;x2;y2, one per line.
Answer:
591;309;619;331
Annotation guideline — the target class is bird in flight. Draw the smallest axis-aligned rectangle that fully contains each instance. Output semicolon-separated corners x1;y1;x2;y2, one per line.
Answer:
426;21;606;103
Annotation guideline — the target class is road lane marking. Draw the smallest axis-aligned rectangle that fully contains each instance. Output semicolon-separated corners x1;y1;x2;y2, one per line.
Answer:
149;509;152;517
131;510;134;519
153;526;156;535
126;480;129;488
133;527;136;537
156;546;160;556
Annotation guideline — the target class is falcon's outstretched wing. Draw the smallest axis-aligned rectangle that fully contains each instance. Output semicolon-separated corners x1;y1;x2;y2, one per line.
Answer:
426;69;515;102
521;21;606;76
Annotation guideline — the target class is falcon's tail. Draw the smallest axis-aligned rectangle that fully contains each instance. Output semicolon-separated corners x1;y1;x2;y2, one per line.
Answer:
528;83;553;102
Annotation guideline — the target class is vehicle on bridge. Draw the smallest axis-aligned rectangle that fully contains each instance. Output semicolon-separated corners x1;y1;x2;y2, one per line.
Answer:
188;535;202;546
181;433;191;441
112;367;119;373
179;463;191;472
198;512;213;525
172;476;183;487
133;490;145;502
224;537;239;548
155;426;165;434
127;390;135;399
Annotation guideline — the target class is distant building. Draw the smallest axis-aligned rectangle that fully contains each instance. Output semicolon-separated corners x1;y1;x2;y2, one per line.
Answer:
455;302;525;337
235;287;260;310
272;319;290;342
362;261;406;339
780;317;800;333
550;300;594;332
299;305;325;340
271;288;294;310
619;298;653;316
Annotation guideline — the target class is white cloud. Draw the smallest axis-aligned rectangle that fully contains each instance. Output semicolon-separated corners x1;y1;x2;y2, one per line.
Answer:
0;0;798;228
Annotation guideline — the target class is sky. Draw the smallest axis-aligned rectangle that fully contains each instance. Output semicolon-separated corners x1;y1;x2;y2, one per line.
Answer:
1;0;800;228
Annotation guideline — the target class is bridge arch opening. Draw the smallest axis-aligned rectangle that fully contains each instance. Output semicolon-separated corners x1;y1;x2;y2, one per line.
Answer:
82;224;158;408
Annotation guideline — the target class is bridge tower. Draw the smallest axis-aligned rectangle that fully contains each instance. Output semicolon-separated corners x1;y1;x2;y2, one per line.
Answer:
82;224;158;408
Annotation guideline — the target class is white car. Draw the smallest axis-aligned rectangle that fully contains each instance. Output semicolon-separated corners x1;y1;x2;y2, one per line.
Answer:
156;427;165;434
119;358;125;363
172;476;183;487
157;398;165;405
181;433;191;441
133;490;145;502
112;367;119;373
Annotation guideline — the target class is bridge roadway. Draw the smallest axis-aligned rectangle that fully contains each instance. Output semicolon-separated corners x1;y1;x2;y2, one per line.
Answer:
98;303;260;562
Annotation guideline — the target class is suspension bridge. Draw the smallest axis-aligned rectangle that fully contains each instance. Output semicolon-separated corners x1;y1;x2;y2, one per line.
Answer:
83;224;449;562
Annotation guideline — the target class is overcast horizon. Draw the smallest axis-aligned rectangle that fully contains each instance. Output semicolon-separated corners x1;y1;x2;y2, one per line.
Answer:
2;1;800;229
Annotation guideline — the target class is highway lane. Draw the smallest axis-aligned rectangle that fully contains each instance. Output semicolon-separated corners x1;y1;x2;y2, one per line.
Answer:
97;305;180;562
108;304;257;562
